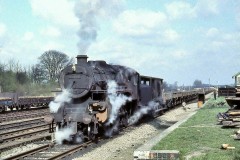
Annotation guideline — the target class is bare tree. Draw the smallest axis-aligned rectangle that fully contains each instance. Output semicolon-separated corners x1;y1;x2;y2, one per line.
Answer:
0;62;6;73
7;59;22;72
38;50;73;81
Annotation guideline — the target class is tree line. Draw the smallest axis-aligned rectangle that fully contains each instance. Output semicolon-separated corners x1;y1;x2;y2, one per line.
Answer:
0;50;73;95
163;79;205;92
1;50;206;95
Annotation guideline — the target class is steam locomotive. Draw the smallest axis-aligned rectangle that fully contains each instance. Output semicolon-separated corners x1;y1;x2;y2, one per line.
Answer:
50;55;164;142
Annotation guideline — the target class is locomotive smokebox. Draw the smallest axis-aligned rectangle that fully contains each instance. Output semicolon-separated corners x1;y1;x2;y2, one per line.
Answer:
76;55;88;64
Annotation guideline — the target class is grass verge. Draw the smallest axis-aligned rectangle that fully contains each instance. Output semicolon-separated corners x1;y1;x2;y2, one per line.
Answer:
152;97;240;160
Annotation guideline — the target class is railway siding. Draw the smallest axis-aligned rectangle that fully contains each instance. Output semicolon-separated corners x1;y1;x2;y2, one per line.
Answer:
2;141;93;159
0;134;51;152
0;112;52;156
0;108;50;123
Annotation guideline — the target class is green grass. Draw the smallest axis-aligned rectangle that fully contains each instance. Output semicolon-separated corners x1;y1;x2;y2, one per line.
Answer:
153;97;240;160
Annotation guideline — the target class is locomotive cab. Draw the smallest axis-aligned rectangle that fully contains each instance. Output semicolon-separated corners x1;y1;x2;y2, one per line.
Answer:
139;76;165;116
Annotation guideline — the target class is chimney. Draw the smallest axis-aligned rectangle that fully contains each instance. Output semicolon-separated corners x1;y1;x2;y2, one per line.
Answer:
76;55;88;64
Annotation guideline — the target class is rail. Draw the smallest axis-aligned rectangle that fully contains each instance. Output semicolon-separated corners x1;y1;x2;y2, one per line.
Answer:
4;144;51;160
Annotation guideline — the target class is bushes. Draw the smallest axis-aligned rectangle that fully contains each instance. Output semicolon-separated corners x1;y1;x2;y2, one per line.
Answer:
0;61;58;95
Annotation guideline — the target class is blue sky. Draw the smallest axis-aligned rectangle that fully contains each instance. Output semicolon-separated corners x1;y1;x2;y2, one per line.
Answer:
0;0;239;86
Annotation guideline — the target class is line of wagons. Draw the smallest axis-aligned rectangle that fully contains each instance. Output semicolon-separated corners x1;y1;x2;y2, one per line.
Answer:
0;92;53;113
0;88;212;113
163;88;212;109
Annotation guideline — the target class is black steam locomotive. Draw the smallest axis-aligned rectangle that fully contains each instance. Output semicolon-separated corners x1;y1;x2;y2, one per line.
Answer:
50;55;164;142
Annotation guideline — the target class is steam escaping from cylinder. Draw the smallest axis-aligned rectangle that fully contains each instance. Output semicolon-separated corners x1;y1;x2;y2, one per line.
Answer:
49;89;72;113
104;121;119;138
55;127;74;144
128;101;160;125
74;135;83;144
106;80;132;125
74;0;124;54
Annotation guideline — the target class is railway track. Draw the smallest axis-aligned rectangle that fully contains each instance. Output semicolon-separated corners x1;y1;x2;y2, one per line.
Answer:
0;117;46;131
1;125;49;142
0;108;50;122
0;126;51;151
4;141;93;160
1;114;176;160
0;135;51;153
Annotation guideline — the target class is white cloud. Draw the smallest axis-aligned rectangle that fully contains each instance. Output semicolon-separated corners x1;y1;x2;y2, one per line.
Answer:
206;27;219;38
113;10;167;37
163;29;180;42
88;36;171;75
0;34;38;64
205;28;237;44
22;32;34;41
40;26;61;38
194;0;222;17
237;14;240;27
0;31;70;66
112;9;180;46
0;23;6;37
197;27;240;55
236;2;240;27
165;1;194;19
41;41;64;52
30;0;78;28
171;50;189;59
165;0;226;20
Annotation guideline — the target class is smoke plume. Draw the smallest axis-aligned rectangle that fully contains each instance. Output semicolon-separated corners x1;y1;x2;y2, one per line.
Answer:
128;101;160;125
55;127;74;144
49;89;72;113
74;0;124;54
106;80;132;125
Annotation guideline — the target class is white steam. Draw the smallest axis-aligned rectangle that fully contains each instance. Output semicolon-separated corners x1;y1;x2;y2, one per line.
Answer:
74;0;124;54
55;127;74;144
75;136;83;144
49;89;72;113
104;121;119;138
106;80;132;125
128;101;159;125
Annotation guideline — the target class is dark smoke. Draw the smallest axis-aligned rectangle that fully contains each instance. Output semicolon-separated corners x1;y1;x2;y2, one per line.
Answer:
74;0;124;54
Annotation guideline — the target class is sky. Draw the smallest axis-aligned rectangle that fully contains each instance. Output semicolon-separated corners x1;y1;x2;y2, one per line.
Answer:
0;0;239;86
